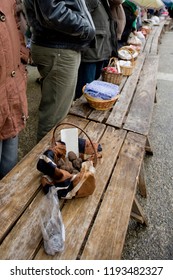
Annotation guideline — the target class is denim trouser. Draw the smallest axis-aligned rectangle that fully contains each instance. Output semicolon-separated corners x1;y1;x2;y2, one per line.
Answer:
31;45;81;141
0;136;18;179
75;60;108;100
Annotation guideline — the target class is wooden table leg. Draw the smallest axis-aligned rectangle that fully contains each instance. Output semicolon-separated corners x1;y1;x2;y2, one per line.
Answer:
145;136;153;155
154;86;157;103
138;161;147;198
131;197;148;226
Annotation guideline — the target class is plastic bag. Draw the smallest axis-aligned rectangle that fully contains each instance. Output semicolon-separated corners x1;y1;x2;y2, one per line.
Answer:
136;31;146;45
40;186;65;255
127;32;142;46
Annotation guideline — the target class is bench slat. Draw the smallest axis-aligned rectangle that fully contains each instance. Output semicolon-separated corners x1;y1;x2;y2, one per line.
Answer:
150;21;165;54
123;55;159;135
0;115;89;245
35;126;127;260
106;53;146;128
80;132;146;260
0;134;51;243
143;26;158;54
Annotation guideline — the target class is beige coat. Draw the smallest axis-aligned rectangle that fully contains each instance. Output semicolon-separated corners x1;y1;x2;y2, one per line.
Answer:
0;0;28;140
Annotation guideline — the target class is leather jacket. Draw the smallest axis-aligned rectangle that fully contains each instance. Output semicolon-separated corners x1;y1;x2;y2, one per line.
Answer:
23;0;96;50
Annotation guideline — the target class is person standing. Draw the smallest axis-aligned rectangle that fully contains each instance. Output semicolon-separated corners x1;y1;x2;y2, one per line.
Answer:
23;0;95;142
109;0;126;42
0;0;29;179
75;0;119;100
119;0;138;46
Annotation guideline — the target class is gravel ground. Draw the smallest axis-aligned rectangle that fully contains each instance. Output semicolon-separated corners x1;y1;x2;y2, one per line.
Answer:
18;30;173;260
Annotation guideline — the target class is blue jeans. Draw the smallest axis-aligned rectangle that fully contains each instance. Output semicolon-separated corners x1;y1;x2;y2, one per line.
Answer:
0;136;18;179
75;60;108;100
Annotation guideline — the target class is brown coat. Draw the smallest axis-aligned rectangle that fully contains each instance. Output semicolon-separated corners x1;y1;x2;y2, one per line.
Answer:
0;0;28;140
109;0;126;40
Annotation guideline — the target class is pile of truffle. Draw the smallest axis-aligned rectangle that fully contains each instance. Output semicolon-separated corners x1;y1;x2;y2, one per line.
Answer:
56;151;83;174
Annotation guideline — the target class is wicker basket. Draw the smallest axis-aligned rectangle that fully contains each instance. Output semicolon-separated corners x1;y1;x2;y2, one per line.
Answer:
118;46;138;67
82;86;119;111
102;57;123;85
119;60;133;76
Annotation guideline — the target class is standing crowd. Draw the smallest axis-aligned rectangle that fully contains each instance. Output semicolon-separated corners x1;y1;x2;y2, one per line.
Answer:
0;0;168;179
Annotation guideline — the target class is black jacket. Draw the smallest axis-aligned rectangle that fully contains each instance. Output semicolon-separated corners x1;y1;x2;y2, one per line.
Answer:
23;0;95;50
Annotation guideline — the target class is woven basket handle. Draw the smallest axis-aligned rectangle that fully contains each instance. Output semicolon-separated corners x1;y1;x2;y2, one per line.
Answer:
107;57;121;73
108;57;118;67
51;122;97;167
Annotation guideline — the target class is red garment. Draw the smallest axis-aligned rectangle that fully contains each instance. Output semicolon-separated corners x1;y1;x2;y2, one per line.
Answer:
0;0;29;140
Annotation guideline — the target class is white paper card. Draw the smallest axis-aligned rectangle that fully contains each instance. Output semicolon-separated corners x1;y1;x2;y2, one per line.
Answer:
61;128;79;157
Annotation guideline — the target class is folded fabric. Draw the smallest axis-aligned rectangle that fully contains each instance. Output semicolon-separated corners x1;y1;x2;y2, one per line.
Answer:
84;80;119;100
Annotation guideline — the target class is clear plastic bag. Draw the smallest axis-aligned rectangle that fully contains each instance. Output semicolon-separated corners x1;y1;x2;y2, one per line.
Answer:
40;186;65;255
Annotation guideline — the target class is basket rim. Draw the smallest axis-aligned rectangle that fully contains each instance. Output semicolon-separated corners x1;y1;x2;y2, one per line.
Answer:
102;69;123;75
120;64;133;70
118;46;138;60
82;86;120;103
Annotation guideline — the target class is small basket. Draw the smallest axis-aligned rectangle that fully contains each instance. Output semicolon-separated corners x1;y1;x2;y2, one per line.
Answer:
82;86;119;111
102;57;123;85
119;60;133;76
118;46;137;67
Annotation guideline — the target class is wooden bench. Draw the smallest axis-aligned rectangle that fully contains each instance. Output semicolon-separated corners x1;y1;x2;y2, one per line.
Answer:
70;52;158;154
0;115;147;260
68;27;162;203
0;20;165;260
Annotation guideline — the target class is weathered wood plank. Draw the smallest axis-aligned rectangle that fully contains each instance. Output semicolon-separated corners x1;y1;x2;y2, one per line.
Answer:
0;115;89;245
131;197;148;226
142;21;165;54
123;55;159;136
0;191;44;259
35;126;127;260
0;132;50;243
106;53;146;128
150;21;165;54
138;161;147;198
80;132;146;260
142;26;158;54
69;95;92;118
0;116;90;259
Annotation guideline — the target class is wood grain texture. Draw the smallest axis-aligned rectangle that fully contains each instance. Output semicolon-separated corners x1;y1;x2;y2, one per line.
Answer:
80;132;146;260
123;55;159;135
0;115;89;258
106;54;146;128
35;126;126;260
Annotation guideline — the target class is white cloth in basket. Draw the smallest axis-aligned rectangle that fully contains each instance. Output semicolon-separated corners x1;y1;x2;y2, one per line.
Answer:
84;80;119;100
